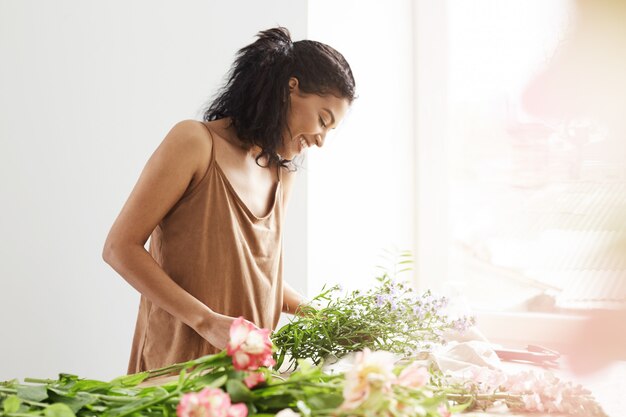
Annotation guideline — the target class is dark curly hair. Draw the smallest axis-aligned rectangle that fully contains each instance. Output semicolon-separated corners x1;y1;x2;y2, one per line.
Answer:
201;27;356;168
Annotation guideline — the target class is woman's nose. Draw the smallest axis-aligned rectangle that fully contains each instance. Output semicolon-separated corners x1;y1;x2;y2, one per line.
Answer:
314;133;325;147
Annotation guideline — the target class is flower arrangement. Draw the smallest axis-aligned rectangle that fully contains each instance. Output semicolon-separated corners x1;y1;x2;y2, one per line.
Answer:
272;257;475;371
0;259;609;417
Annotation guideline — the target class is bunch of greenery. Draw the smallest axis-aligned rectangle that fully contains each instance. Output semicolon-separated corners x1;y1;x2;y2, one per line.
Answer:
272;251;475;371
0;252;607;417
0;353;346;417
1;353;607;417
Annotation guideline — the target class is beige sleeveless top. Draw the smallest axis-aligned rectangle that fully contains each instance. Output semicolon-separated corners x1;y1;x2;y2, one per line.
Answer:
127;121;284;375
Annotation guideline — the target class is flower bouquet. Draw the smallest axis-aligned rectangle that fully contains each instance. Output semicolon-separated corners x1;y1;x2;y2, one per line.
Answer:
272;268;475;371
0;256;609;417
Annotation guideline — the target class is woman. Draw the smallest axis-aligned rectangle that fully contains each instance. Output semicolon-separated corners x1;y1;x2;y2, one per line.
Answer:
102;27;355;375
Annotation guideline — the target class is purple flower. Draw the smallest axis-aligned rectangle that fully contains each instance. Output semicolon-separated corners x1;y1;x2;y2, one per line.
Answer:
412;304;424;319
436;296;449;309
452;318;472;333
389;285;401;298
376;294;387;306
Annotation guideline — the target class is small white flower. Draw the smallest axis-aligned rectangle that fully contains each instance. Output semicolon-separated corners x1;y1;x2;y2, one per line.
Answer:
275;409;301;417
243;331;266;354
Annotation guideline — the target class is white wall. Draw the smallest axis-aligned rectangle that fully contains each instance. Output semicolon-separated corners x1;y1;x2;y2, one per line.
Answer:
0;0;417;383
306;0;416;296
0;0;308;382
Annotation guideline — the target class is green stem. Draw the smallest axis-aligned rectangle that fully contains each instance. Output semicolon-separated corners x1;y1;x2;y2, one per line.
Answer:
0;387;17;394
20;398;49;408
23;378;55;384
90;394;137;403
114;390;181;417
124;351;229;382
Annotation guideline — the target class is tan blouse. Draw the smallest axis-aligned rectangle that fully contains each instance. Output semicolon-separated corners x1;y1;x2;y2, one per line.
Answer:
127;121;284;375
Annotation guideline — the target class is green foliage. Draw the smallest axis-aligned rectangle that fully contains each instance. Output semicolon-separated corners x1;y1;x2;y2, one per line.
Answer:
2;395;21;414
0;251;606;417
272;250;474;371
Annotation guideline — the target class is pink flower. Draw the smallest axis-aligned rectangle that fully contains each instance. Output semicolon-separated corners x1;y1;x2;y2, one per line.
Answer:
437;403;451;417
462;367;507;393
522;393;544;412
176;387;248;417
227;317;276;371
227;404;248;417
395;362;430;389
243;372;266;389
340;348;397;410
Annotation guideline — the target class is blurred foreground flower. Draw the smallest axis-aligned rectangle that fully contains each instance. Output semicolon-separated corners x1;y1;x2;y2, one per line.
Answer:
227;317;275;371
275;409;301;417
176;387;248;417
340;348;397;410
396;361;430;389
243;371;266;389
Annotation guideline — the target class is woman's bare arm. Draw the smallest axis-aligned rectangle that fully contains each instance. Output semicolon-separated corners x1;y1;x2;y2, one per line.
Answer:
102;120;233;349
282;280;309;316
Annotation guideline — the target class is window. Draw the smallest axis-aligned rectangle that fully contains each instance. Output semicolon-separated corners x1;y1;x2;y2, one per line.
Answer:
414;0;626;345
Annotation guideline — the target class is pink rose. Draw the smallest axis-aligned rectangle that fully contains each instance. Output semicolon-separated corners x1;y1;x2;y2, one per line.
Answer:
227;317;276;371
176;387;248;417
396;362;430;389
243;372;266;389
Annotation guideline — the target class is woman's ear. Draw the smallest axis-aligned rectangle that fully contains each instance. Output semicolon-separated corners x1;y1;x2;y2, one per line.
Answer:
288;77;299;92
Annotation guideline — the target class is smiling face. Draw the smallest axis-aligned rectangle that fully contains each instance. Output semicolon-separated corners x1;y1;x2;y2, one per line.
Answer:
279;77;351;160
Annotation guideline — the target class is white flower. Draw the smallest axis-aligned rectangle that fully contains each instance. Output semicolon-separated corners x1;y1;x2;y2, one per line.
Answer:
275;409;301;417
243;331;267;355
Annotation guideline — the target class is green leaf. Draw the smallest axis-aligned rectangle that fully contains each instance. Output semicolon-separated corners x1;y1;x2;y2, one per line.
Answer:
109;372;149;387
47;389;98;413
274;348;286;370
190;373;228;390
17;384;48;402
57;374;79;389
449;401;471;413
177;369;186;389
68;379;112;393
306;393;343;410
2;395;21;413
225;380;252;403
44;403;77;417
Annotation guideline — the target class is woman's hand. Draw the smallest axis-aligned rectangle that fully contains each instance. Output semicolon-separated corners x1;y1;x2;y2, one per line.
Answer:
195;311;237;351
294;300;318;318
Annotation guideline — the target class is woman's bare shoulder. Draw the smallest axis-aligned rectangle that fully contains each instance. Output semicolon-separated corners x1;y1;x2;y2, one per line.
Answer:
165;119;214;176
167;119;213;149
